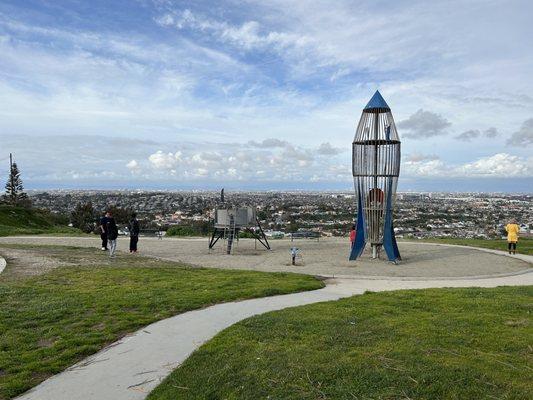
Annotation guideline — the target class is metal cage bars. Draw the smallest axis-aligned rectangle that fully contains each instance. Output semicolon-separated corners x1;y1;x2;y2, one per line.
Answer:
351;105;401;261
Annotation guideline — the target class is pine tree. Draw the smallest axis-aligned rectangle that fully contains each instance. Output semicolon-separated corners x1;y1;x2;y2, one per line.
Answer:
4;154;28;206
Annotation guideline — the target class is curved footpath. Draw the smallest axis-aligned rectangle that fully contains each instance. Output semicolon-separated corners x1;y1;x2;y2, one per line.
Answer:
17;265;533;400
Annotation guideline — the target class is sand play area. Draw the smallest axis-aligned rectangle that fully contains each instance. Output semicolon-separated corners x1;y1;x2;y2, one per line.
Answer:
0;236;530;279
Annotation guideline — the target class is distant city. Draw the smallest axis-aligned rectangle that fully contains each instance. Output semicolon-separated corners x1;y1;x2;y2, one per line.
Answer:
28;191;533;239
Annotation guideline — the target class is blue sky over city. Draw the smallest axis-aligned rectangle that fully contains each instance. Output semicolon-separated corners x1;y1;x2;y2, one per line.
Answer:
0;0;532;191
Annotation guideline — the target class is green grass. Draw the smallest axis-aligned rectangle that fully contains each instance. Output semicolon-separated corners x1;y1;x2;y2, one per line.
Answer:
0;245;323;399
149;286;533;400
0;205;80;236
413;237;533;256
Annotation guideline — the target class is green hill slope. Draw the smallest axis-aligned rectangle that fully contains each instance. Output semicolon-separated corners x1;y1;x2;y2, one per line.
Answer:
0;205;79;236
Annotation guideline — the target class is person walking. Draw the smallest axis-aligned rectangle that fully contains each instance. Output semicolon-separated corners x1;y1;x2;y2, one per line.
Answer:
349;225;356;249
128;213;140;253
505;219;520;255
99;211;110;251
106;211;119;258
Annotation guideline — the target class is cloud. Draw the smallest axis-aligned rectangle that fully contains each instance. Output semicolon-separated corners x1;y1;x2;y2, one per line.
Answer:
126;159;140;173
248;138;290;148
403;153;532;178
457;153;530;177
455;129;480;141
148;151;182;169
142;139;345;181
397;109;451;139
154;9;309;53
507;118;533;146
316;142;342;156
484;127;499;138
2;1;533;191
405;153;439;162
455;127;499;141
403;157;447;177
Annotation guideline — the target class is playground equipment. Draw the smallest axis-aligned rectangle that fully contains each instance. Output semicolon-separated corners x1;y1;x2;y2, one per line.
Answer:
208;207;270;254
350;90;401;263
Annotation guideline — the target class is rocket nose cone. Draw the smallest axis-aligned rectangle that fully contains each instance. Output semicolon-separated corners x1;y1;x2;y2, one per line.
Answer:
364;90;390;111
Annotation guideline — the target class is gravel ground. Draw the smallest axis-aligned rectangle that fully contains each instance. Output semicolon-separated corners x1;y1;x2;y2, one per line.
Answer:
0;247;68;277
0;236;530;278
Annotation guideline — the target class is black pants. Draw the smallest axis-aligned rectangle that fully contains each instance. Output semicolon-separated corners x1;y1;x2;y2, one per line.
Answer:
508;242;517;251
130;235;139;252
101;233;108;249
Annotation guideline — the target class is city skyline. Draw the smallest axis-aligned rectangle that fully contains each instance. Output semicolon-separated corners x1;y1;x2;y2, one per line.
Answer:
1;1;532;192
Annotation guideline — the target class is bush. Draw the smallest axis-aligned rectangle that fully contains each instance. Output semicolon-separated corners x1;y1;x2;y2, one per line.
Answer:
166;225;197;237
70;202;96;233
239;231;257;239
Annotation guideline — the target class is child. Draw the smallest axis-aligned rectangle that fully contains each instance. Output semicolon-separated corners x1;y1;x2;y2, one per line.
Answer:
349;225;356;248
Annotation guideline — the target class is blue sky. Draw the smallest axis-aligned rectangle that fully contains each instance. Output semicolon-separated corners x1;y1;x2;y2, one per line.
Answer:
0;0;532;191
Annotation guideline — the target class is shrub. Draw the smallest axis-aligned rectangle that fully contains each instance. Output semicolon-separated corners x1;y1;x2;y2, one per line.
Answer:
166;225;197;237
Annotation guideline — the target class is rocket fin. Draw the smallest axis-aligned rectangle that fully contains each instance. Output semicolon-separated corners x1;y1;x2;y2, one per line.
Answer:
383;182;401;262
349;189;366;260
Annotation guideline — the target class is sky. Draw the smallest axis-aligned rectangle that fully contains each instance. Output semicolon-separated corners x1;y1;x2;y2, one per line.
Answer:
0;0;532;192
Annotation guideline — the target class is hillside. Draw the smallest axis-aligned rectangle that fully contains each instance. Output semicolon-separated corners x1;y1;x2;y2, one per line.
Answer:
0;205;79;236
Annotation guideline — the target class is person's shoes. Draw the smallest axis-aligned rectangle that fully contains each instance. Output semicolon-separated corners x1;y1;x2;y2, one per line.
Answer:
101;247;106;251
509;251;512;254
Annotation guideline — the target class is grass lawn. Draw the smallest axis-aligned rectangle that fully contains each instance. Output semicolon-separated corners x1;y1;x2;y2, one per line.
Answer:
412;237;533;256
0;245;323;400
149;286;533;400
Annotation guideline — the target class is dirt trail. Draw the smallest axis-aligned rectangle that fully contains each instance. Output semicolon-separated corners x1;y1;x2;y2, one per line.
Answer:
0;247;68;277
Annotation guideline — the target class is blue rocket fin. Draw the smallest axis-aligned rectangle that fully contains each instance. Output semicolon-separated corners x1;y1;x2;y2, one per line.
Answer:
349;188;366;260
383;180;401;262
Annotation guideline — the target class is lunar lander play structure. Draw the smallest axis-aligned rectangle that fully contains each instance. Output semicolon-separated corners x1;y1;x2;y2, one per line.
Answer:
350;91;401;263
208;206;271;254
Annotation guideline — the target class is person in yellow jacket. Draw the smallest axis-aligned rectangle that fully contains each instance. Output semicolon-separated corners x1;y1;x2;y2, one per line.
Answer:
505;220;519;254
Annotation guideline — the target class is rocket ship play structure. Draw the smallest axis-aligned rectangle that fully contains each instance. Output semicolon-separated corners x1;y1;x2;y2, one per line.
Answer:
349;90;401;263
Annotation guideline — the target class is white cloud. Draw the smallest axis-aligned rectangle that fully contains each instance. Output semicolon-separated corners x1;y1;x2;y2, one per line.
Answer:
456;153;530;177
148;151;182;169
2;1;533;190
141;139;346;182
155;9;310;52
126;159;140;171
403;153;532;178
403;157;448;177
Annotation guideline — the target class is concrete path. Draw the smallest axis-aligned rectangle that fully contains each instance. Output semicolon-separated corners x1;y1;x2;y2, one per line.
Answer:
17;271;533;400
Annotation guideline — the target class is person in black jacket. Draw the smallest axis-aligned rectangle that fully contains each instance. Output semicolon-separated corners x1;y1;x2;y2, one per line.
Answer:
128;213;140;253
106;211;119;258
99;212;110;251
